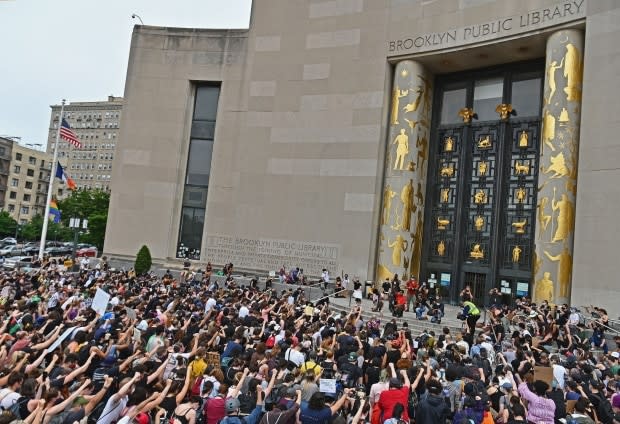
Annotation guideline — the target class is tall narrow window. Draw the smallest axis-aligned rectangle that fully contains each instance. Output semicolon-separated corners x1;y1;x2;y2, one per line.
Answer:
177;85;220;259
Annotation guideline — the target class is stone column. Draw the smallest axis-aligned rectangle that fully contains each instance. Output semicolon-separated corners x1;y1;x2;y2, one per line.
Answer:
533;29;583;305
377;60;432;284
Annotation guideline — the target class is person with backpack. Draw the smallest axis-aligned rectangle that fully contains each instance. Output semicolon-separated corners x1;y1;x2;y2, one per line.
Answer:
415;379;450;423
339;352;363;390
259;388;301;424
377;366;411;423
221;386;265;424
300;389;352;424
582;380;615;424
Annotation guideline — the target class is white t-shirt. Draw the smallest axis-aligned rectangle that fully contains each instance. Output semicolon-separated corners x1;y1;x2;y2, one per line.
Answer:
0;388;20;410
285;348;305;366
96;395;128;424
204;298;217;313
552;364;566;389
239;306;249;318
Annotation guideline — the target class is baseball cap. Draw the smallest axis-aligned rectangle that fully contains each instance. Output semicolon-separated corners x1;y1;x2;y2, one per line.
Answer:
610;351;619;359
225;398;240;413
348;352;358;362
501;382;513;391
389;378;402;388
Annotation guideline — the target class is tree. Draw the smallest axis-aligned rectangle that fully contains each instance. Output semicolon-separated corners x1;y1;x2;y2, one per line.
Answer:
134;245;152;275
20;215;72;242
0;211;17;238
57;189;110;248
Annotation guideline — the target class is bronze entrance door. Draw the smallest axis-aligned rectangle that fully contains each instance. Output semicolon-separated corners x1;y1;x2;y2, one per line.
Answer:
421;64;544;306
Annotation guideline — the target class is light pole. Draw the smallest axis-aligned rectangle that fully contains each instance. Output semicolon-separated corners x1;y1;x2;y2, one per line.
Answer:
69;217;88;271
131;14;144;25
14;202;22;240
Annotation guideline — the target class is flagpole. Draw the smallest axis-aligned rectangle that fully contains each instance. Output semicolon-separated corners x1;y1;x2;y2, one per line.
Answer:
39;99;65;260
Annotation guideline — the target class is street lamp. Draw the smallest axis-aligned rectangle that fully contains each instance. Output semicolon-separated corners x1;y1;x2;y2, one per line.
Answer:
69;217;88;271
131;14;144;24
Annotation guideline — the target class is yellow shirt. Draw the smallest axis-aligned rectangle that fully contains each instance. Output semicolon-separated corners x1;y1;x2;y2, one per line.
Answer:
299;361;322;376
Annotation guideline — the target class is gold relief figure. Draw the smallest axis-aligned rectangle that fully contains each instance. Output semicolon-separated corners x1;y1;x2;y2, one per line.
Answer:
514;161;530;175
563;43;583;102
416;135;428;174
474;190;486;204
393;129;409;170
470;244;484;259
477;135;492;149
551;188;574;243
437;217;450;230
440;165;455;178
534;271;555;303
512;245;522;263
400;179;415;231
533;251;542;276
559;108;570;124
546;57;565;105
542;110;556;155
390;86;409;125
478;161;488;176
388;235;408;266
444;136;454;152
382;185;396;225
474;215;484;231
519;131;529;148
407;161;416;172
542;152;569;178
458;108;475;123
495;103;513;120
377;264;394;283
416;182;424;205
441;188;450;203
403;87;424;113
512;220;527;234
404;118;418;134
391;206;402;231
537;197;552;240
544;247;573;298
516;187;527;204
437;240;446;256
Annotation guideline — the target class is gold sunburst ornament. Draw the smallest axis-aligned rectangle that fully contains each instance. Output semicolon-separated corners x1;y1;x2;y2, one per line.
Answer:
400;69;409;78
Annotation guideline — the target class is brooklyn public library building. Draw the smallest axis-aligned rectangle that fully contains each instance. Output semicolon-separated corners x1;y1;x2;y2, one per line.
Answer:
104;0;620;311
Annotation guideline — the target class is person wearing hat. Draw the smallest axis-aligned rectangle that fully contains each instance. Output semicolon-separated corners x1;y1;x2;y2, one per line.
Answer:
260;388;301;424
338;352;363;389
220;385;266;424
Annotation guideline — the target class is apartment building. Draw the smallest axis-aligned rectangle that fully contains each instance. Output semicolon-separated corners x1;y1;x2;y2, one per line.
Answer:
47;96;122;194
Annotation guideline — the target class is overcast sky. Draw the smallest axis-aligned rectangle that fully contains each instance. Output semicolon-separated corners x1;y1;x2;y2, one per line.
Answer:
0;0;252;149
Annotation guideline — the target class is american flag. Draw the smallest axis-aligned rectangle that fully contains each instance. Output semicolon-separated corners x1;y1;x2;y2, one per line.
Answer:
60;118;82;148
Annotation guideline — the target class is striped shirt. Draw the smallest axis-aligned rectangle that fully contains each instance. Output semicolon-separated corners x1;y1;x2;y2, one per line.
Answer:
518;381;555;424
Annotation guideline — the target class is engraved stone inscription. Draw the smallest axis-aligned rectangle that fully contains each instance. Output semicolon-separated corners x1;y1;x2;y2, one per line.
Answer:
206;235;340;276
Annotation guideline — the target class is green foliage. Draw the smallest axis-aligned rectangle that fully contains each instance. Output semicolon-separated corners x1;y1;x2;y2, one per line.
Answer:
20;215;72;241
134;245;152;275
0;211;17;238
57;189;110;248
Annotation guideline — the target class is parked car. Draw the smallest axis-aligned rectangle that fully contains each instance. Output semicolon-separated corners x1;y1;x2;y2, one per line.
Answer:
0;245;23;257
22;243;41;255
44;245;72;256
76;246;98;257
2;256;38;271
0;237;17;245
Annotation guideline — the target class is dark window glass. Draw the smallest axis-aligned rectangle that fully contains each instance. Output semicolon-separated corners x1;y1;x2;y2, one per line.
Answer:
473;78;503;121
193;86;220;121
186;139;214;186
179;207;205;251
9;191;16;199
440;88;467;124
25;182;33;189
15;153;22;161
511;77;542;117
26;169;34;177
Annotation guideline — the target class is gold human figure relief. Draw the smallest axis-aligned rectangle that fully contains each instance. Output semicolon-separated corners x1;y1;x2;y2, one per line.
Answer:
478;161;488;176
382;184;396;225
474;190;486;204
391;206;402;231
534;271;554;303
404;118;418;134
474;215;484;231
392;129;409;170
542;152;569;178
416;182;424;205
441;188;450;203
400;179;415;231
437;217;450;230
440;165;455;178
388;235;408;266
563;43;583;102
477;135;492;149
536;197;552;240
512;245;522;263
512;219;527;234
546;57;565;105
470;244;484;259
458;107;475;123
558;108;570;124
403;87;424;113
444;136;454;152
519;131;529;148
418;74;432;116
514;161;530;175
495;103;513;120
516;187;527;204
551;188;574;243
390;85;409;125
544;247;573;298
416;135;428;174
437;240;446;256
533;251;542;276
542;110;556;155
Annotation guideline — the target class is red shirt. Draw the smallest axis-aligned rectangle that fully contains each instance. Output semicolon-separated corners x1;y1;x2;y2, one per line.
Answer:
378;386;410;421
407;279;418;295
395;293;406;305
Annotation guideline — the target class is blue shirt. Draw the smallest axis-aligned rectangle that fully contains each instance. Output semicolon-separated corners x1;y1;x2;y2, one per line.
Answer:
220;405;263;424
300;406;332;424
222;341;243;358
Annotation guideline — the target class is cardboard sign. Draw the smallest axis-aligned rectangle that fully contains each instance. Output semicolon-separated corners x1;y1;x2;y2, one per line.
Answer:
319;379;336;393
91;288;110;316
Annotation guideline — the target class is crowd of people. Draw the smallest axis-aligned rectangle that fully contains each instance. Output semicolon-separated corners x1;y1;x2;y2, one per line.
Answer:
0;260;617;424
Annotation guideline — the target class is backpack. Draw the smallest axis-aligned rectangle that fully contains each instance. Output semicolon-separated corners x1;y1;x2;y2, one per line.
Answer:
321;361;335;379
238;392;256;414
191;376;204;396
194;397;206;424
591;393;614;424
265;384;285;411
408;389;419;420
339;364;356;389
8;396;28;419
